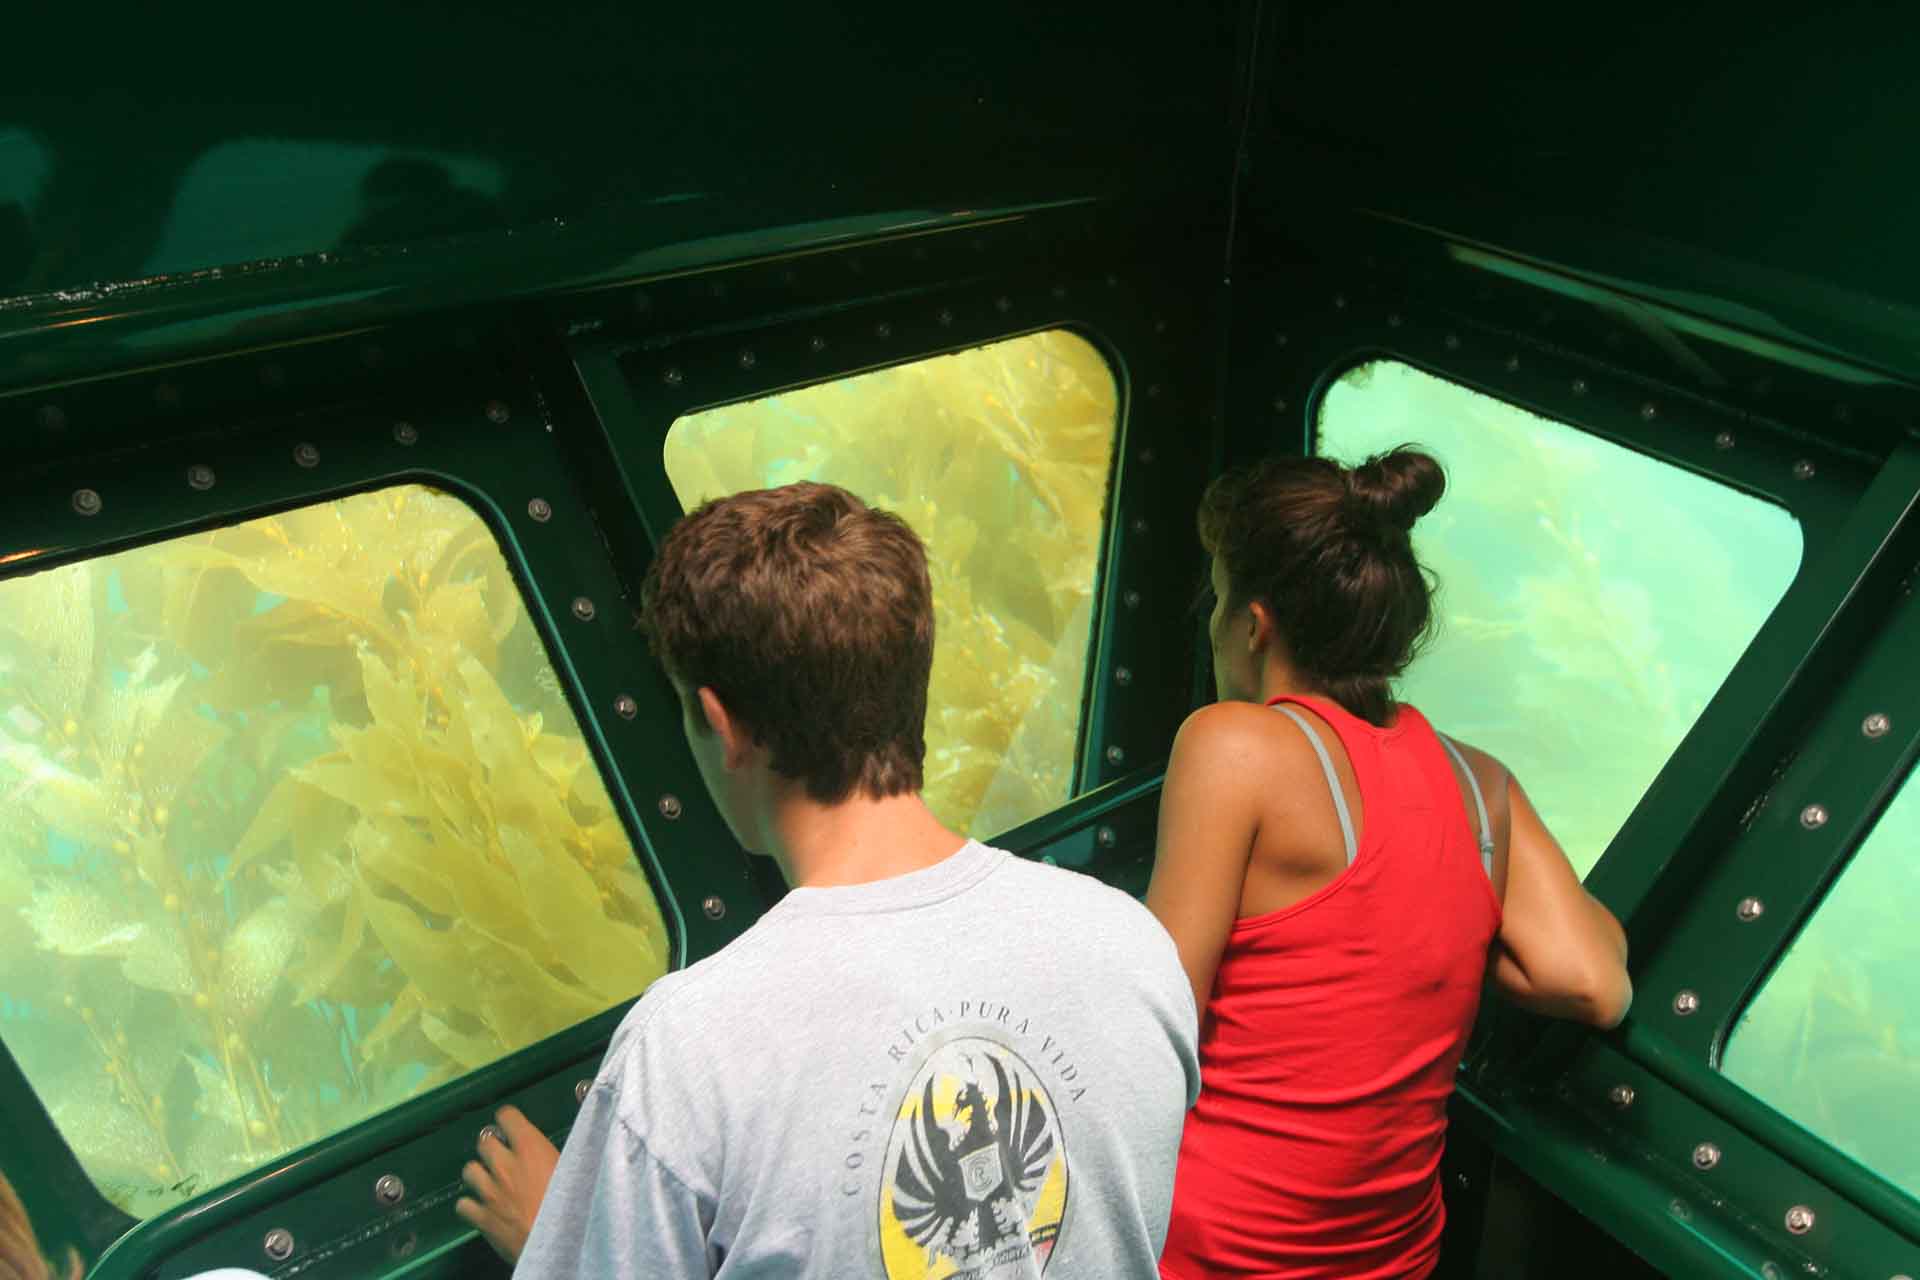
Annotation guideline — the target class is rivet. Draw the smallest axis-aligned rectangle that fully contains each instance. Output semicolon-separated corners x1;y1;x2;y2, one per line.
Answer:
1122;589;1142;609
1714;430;1735;450
658;794;683;820
1670;1198;1693;1222
393;421;419;446
1792;459;1816;481
1139;448;1157;465
1863;712;1891;738
1105;273;1120;288
1639;403;1658;421
1051;284;1067;300
1444;334;1461;350
874;321;893;339
71;488;102;516
1147;383;1163;399
293;442;320;468
1835;404;1853;424
1273;332;1289;346
936;309;954;327
484;401;511;425
571;596;596;622
1272;394;1290;413
479;1124;502;1146
575;1078;592;1104
1785;1205;1815;1235
389;1230;419;1260
1692;1141;1721;1170
614;694;638;720
738;349;757;370
663;367;684;387
1571;378;1589;396
1761;1265;1784;1280
1673;990;1700;1016
1387;313;1403;328
1154;319;1168;334
1096;826;1117;848
702;895;726;920
1799;803;1828;829
525;499;553;524
1332;294;1348;310
1609;1083;1635;1108
1114;667;1134;686
186;464;216;491
1737;896;1765;922
374;1173;405;1207
263;1228;294;1261
37;404;67;430
1504;355;1521;372
1131;517;1149;535
809;336;827;353
995;297;1013;314
1891;1274;1913;1280
1105;745;1126;766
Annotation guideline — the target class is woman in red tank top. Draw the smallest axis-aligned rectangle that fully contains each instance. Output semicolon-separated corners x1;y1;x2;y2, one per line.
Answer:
1148;449;1633;1279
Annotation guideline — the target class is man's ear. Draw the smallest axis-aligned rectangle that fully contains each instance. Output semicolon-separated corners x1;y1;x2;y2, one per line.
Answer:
696;686;756;771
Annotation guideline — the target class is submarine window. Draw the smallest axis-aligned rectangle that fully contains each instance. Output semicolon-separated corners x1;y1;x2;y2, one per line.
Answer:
1724;771;1920;1202
1315;360;1802;875
0;484;668;1219
663;329;1119;838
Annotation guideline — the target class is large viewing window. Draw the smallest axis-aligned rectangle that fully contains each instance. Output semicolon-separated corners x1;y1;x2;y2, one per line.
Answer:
0;487;667;1217
664;330;1119;838
1317;361;1802;873
1723;771;1920;1200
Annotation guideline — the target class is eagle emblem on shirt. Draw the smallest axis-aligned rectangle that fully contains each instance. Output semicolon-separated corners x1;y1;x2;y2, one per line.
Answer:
881;1040;1067;1277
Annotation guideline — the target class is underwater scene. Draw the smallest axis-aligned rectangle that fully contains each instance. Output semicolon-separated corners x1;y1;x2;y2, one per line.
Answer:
0;486;668;1218
664;329;1118;839
1722;770;1920;1200
1317;360;1804;874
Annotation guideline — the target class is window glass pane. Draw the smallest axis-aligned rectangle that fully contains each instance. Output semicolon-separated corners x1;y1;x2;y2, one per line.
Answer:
663;330;1118;837
1317;361;1802;873
0;486;667;1218
1723;775;1920;1197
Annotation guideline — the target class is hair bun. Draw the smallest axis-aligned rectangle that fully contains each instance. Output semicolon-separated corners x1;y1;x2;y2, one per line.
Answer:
1345;447;1445;534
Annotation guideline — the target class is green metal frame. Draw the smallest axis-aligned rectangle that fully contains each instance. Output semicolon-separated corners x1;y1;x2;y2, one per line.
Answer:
0;382;732;1277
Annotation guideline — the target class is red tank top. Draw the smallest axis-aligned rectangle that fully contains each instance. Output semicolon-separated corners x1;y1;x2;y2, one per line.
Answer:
1159;696;1502;1280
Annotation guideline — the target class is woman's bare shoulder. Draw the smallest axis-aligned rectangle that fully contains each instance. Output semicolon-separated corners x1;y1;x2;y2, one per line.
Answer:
1172;700;1321;773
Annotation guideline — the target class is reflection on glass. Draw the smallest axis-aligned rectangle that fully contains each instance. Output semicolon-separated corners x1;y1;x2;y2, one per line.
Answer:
1724;776;1920;1198
0;486;666;1218
663;330;1118;837
1318;361;1802;873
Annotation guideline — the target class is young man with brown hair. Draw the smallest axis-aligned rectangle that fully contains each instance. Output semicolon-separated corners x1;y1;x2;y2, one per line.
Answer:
457;482;1198;1278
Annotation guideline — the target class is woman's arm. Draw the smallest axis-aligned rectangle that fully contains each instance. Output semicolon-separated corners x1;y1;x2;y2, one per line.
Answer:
1490;776;1631;1028
1146;704;1268;1014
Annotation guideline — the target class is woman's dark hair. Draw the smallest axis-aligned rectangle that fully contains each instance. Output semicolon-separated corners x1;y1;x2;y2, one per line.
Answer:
1197;447;1445;726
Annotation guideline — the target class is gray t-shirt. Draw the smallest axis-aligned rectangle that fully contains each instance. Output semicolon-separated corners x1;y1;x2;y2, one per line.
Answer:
515;840;1199;1279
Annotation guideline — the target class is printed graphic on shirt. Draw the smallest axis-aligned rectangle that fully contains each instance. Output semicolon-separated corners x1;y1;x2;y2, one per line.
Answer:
879;1037;1068;1279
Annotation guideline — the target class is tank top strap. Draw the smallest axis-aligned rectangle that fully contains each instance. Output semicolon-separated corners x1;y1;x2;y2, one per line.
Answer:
1436;733;1496;881
1271;702;1358;866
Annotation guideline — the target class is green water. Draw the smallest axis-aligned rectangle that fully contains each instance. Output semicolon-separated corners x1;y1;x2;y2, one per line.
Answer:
1318;360;1803;873
0;487;666;1219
